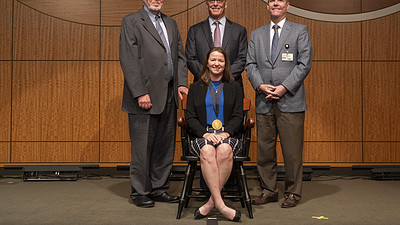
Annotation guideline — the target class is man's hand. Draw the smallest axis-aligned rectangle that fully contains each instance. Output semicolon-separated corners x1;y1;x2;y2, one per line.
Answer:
259;84;288;100
138;94;152;110
178;86;188;100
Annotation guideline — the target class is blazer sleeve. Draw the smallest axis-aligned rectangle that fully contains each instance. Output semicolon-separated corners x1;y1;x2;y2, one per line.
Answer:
176;21;189;88
245;30;265;91
224;82;244;137
185;26;203;80
185;83;207;138
119;16;147;99
229;26;248;80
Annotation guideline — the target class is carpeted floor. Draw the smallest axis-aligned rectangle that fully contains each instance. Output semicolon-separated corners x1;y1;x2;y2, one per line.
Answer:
0;169;399;225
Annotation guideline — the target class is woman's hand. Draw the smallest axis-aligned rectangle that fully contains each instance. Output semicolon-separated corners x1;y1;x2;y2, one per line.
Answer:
218;132;230;141
203;132;230;144
203;133;222;144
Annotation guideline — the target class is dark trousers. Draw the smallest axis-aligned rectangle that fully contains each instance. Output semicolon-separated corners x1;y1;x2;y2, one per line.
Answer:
256;102;305;200
128;85;176;198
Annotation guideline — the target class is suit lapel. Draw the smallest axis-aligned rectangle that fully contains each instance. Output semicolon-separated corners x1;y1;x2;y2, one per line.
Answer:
161;13;174;48
272;20;291;64
201;19;214;49
139;8;165;48
262;25;272;64
221;19;232;49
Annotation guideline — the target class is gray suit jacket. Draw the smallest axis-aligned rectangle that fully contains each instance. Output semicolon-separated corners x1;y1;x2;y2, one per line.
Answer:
119;7;188;115
185;18;247;87
246;20;312;113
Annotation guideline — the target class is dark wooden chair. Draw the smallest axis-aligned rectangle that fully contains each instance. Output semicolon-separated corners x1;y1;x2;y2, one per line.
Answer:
176;98;255;219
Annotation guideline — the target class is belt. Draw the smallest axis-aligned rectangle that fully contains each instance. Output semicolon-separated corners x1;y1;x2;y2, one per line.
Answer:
206;125;225;134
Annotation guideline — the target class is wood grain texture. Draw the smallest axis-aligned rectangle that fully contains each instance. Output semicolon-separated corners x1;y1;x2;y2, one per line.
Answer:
289;0;362;14
101;27;120;60
20;0;100;25
12;61;100;141
100;61;130;142
101;0;144;26
304;142;362;163
363;62;400;141
0;142;10;163
362;12;400;61
0;0;12;60
12;142;99;163
297;18;361;61
100;142;130;163
0;62;11;141
13;1;100;60
363;142;400;163
362;0;400;13
304;62;362;141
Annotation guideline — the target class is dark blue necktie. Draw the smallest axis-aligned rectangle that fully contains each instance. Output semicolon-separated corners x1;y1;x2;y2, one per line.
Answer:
155;15;173;80
271;25;280;60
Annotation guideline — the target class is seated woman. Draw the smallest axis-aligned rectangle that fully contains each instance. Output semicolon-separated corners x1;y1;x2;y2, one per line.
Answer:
185;47;243;222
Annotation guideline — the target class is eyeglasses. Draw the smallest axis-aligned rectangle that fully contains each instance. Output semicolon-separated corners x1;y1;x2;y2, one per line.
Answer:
268;0;286;3
207;0;225;3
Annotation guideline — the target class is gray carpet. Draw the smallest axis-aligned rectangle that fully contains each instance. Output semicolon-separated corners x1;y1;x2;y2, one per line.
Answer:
1;172;399;225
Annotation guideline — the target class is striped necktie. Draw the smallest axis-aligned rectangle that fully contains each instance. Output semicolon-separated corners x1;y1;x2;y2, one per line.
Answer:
155;15;173;80
271;25;280;59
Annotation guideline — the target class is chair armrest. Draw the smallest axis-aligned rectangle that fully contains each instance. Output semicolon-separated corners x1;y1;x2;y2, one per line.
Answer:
177;117;186;128
243;118;255;131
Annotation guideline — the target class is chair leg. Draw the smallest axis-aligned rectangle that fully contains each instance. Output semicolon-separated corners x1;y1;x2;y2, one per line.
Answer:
185;161;197;208
176;162;193;219
239;163;253;219
233;163;245;208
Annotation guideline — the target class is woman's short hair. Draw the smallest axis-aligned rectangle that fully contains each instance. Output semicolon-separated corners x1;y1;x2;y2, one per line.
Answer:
199;47;234;85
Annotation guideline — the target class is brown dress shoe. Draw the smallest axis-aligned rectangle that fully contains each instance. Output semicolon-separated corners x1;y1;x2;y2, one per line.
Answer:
252;192;278;205
281;193;299;208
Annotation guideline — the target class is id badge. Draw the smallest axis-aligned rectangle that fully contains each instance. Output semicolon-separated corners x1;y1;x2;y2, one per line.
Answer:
282;53;293;61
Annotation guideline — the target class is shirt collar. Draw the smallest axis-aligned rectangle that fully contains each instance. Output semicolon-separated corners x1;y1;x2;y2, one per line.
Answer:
209;16;226;27
271;18;286;30
143;4;160;22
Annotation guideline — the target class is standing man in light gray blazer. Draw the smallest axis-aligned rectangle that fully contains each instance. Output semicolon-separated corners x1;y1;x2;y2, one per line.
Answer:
185;0;247;92
246;0;312;208
119;0;188;208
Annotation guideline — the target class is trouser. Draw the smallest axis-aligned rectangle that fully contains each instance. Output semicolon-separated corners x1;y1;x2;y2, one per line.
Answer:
128;84;176;198
256;102;305;200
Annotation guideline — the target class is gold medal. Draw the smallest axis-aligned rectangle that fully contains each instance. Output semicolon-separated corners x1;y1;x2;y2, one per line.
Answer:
212;119;223;130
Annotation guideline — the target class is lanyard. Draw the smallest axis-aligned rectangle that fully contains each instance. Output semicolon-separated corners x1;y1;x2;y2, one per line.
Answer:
208;81;224;118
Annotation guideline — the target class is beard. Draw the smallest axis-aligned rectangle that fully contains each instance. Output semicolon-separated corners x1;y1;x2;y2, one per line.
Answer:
144;1;163;12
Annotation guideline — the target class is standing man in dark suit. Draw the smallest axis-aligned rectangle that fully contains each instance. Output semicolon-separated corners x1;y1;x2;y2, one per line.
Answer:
185;0;247;92
119;0;188;208
246;0;312;208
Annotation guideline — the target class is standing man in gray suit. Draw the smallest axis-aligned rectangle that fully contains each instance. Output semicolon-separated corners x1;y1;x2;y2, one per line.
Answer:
246;0;312;208
119;0;188;208
185;0;247;92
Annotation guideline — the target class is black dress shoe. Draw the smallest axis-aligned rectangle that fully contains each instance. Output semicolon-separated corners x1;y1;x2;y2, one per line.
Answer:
281;193;299;208
231;210;241;222
194;207;207;219
151;192;179;203
132;195;154;208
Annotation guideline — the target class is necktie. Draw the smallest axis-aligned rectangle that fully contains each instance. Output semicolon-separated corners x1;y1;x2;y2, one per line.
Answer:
155;15;173;80
213;21;221;47
271;25;280;60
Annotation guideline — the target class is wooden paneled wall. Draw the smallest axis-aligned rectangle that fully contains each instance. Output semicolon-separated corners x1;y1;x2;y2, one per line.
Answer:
0;0;399;166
